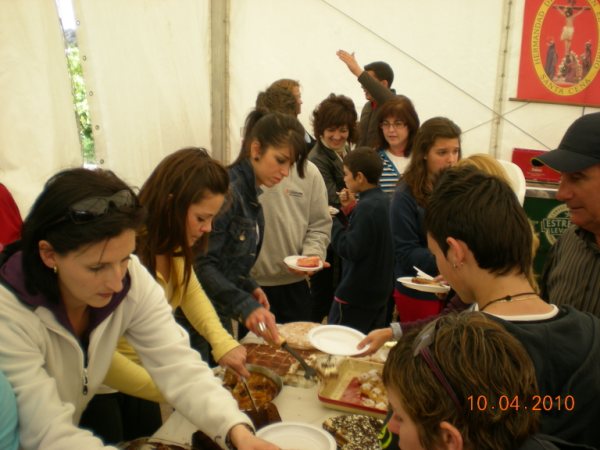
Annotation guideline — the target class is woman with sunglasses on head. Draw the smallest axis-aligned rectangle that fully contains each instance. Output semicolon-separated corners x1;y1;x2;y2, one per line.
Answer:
383;312;589;450
375;96;420;197
194;109;307;344
81;148;250;442
424;165;600;448
0;168;278;450
390;117;461;323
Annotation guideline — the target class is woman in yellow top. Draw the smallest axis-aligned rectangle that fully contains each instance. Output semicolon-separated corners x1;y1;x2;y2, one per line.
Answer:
81;147;249;442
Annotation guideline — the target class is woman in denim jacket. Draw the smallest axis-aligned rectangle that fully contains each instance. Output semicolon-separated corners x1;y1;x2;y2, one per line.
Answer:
195;109;307;343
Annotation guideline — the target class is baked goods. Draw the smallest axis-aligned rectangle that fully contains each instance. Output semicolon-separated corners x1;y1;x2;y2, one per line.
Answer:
244;343;316;377
411;276;440;285
356;369;388;410
296;256;320;268
323;414;383;449
278;322;320;350
222;370;279;410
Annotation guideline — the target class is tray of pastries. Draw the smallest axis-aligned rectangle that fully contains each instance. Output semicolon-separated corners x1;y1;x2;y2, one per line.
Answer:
317;358;388;418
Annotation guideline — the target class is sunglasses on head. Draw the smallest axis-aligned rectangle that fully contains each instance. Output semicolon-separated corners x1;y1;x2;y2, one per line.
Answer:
413;320;462;411
48;189;138;227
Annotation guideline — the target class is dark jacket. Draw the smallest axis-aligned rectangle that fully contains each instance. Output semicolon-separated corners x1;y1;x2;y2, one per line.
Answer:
492;306;600;449
357;71;396;148
390;181;438;300
308;141;346;208
519;435;596;450
332;187;393;309
194;159;264;326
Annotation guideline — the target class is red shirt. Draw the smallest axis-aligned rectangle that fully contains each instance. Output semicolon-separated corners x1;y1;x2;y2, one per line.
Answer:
0;184;22;250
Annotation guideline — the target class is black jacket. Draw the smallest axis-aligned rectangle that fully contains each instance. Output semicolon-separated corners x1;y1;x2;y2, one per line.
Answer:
492;306;600;449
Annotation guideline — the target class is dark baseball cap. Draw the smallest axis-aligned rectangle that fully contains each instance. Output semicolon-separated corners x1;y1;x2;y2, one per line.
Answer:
532;112;600;173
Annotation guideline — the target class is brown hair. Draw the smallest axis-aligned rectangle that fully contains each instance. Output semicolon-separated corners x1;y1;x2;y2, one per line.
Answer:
137;147;229;288
383;312;540;450
425;165;533;278
455;155;540;289
375;96;420;155
269;79;301;115
402;116;462;207
233;109;307;178
255;86;297;116
311;94;358;145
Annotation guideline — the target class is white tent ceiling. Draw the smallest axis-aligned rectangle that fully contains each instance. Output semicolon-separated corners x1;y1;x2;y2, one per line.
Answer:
1;0;598;215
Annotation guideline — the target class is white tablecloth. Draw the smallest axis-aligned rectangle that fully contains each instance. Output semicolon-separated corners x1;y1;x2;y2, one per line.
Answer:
153;383;342;446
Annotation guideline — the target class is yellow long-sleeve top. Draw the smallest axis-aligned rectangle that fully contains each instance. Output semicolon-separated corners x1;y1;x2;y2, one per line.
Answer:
103;255;240;403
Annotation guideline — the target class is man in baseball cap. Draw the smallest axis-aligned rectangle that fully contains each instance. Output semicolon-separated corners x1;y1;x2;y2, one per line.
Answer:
533;112;600;317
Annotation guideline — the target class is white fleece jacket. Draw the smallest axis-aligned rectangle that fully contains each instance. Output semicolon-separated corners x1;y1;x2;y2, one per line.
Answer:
251;161;331;286
0;256;250;450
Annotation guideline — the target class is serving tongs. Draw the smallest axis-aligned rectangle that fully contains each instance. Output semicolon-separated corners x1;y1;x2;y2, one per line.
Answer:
258;322;317;380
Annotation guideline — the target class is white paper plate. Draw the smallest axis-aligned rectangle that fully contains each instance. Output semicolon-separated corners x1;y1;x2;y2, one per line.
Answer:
398;276;451;294
256;421;336;450
308;325;368;356
284;255;324;272
328;206;339;215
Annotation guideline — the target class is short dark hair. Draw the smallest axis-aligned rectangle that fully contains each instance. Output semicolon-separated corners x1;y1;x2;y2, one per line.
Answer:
383;312;540;449
234;109;307;178
364;61;394;86
17;168;145;304
311;94;358;144
375;96;420;156
425;165;532;277
343;147;383;184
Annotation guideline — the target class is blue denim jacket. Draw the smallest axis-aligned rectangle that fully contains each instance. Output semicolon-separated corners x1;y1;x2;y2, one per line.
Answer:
194;159;265;327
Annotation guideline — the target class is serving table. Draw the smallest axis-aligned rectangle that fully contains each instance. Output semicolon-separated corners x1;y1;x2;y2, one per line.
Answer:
153;331;344;446
153;383;339;446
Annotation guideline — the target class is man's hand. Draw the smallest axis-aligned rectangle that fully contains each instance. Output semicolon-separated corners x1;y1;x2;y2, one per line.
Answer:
336;49;363;77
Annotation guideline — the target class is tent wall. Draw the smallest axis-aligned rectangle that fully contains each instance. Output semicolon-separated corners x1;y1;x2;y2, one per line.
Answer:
1;0;599;216
72;0;212;189
0;0;81;215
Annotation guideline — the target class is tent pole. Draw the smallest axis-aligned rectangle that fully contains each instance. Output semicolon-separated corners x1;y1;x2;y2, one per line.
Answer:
210;0;230;163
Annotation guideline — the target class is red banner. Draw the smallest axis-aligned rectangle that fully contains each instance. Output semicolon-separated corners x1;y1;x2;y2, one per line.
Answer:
516;0;600;106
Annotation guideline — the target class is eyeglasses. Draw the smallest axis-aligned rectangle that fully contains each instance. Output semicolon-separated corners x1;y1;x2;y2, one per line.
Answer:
380;120;406;130
413;320;462;411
